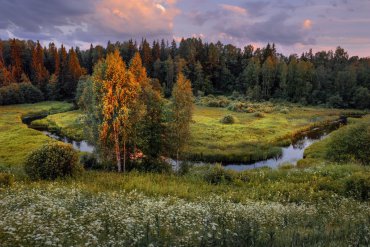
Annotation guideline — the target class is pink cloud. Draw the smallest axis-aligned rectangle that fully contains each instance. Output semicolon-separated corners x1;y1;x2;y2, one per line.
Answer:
219;4;247;15
95;0;180;36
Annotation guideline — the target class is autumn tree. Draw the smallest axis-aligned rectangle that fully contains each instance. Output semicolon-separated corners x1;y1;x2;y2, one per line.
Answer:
170;72;194;163
31;41;49;89
65;47;85;97
99;50;140;172
10;39;23;81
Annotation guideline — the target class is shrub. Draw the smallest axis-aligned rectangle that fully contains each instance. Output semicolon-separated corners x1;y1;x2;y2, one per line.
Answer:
0;173;14;188
177;161;193;175
204;164;235;184
345;173;370;201
130;157;172;173
220;115;237;124
326;123;370;165
0;83;44;105
25;143;83;180
280;107;290;114
253;112;265;118
80;153;102;170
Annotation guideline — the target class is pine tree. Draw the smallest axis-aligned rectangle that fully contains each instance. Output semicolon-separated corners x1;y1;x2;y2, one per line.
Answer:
31;41;49;89
10;39;23;82
65;47;85;97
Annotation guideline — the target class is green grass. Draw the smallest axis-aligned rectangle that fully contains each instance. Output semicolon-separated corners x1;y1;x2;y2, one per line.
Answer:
28;104;358;164
188;105;355;163
30;110;84;140
0;101;74;170
1;102;370;246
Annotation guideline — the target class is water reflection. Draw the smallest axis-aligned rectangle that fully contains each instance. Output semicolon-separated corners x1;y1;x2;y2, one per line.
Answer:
42;131;95;153
224;134;327;171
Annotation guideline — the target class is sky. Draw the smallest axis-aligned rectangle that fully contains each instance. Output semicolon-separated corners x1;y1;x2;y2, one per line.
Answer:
0;0;369;57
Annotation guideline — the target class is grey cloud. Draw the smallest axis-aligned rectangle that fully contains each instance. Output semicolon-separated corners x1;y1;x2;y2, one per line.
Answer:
218;13;316;45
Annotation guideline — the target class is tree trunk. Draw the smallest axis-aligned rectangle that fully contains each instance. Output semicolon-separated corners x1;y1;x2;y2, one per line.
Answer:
114;132;122;172
123;140;126;173
176;149;179;168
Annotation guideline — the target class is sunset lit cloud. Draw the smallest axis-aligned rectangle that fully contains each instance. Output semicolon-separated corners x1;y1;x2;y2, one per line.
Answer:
303;19;313;29
219;4;247;15
0;0;369;56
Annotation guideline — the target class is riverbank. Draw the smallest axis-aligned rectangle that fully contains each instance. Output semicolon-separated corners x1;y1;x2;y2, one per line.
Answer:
27;103;363;164
0;102;73;172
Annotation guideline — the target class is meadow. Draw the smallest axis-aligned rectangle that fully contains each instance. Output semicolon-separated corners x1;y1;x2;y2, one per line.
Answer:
0;102;73;170
1;101;370;246
23;100;360;164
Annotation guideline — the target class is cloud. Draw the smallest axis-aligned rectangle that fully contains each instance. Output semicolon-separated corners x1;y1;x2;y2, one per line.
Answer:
218;13;316;46
219;4;247;15
0;0;180;46
303;19;313;29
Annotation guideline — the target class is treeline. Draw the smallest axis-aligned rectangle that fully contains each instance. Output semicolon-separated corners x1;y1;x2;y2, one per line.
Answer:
1;38;370;108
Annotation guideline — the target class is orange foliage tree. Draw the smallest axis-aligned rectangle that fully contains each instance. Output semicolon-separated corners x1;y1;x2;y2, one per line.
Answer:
99;50;140;172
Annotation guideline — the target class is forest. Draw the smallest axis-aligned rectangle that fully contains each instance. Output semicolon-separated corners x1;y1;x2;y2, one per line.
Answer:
1;37;370;246
1;38;370;108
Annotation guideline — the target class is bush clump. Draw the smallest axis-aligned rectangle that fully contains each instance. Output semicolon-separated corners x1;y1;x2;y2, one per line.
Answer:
0;83;44;105
220;115;237;124
253;112;265;118
326;123;370;165
204;164;235;184
25;142;83;180
0;173;14;188
345;173;370;201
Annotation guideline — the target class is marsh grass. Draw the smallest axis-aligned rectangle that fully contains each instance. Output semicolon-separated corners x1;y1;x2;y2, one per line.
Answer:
0;102;74;169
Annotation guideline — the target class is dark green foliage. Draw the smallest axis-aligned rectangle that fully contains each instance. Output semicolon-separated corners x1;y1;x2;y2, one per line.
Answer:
220;115;237;124
25;142;83;180
0;83;44;105
80;153;102;170
327;123;370;165
345;173;370;201
204;164;235;184
0;172;14;187
1;39;370;109
130;157;172;173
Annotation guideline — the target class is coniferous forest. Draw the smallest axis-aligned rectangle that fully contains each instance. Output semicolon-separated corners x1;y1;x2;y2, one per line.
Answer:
1;38;370;108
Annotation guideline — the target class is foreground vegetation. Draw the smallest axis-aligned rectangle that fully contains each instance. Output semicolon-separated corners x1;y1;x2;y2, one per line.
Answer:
1;103;369;246
1;181;369;246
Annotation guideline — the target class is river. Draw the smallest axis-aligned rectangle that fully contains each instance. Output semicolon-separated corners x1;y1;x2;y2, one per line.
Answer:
23;114;346;171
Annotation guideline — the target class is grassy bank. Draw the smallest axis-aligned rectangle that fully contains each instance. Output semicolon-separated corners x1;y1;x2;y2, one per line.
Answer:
30;110;84;141
0;102;74;170
28;103;359;164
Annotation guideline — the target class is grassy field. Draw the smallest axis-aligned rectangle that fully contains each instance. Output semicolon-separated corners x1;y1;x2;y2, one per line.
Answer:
1;102;370;246
27;103;358;163
30;110;84;141
0;102;74;170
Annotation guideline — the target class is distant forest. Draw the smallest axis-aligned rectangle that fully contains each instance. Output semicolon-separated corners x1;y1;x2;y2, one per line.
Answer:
0;38;370;109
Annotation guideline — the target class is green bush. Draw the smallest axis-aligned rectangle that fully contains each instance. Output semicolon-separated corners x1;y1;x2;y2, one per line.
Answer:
0;83;44;105
0;173;14;188
220;115;237;124
327;123;370;165
177;161;193;175
25;143;83;180
130;157;172;173
204;164;235;184
80;153;102;170
253;112;265;118
345;173;370;201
